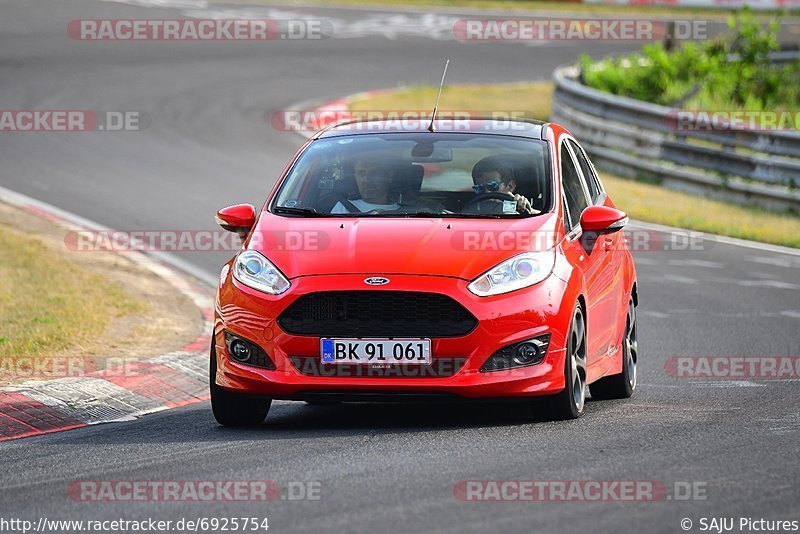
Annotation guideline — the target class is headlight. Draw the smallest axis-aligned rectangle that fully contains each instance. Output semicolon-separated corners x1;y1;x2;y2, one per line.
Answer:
233;250;290;295
467;250;555;297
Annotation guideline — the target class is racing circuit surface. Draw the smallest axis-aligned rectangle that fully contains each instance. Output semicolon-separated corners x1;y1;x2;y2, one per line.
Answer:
1;1;799;532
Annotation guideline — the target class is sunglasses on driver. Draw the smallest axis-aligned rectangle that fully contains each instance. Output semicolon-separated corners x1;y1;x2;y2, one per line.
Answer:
472;180;501;194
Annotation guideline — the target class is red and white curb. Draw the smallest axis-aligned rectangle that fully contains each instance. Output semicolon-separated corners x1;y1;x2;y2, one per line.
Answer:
0;185;215;442
287;89;395;140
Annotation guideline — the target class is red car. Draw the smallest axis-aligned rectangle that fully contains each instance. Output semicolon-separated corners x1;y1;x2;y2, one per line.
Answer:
211;118;638;425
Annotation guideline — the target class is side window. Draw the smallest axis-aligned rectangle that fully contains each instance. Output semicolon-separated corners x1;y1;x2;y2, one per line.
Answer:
561;143;590;231
568;140;602;203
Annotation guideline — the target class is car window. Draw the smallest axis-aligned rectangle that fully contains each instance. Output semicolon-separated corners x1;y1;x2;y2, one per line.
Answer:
567;140;602;203
271;133;551;218
561;142;590;230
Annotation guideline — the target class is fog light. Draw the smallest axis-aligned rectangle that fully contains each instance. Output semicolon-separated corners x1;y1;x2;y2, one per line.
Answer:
513;342;539;366
224;331;276;370
230;340;252;362
481;334;551;372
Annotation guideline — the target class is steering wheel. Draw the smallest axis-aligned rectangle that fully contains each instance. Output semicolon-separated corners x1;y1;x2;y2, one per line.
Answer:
462;192;518;215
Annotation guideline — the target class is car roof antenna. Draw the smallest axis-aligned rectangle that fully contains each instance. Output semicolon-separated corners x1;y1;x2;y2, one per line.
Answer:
427;59;450;133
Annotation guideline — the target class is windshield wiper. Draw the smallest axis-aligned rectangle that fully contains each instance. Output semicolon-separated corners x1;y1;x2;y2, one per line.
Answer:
403;211;453;218
273;206;323;217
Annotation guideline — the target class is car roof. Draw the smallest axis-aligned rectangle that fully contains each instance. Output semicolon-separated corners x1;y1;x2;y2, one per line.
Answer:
314;117;548;140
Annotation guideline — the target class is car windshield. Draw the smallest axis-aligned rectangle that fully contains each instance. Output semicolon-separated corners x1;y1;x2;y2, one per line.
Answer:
272;133;551;218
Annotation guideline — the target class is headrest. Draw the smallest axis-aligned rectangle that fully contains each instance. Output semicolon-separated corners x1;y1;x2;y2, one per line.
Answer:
333;161;424;200
390;163;424;195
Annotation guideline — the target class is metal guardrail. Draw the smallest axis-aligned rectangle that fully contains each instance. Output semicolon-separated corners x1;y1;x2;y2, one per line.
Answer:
551;56;800;211
583;0;798;9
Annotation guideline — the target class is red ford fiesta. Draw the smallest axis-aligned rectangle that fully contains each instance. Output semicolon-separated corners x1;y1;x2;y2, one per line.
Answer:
211;118;638;425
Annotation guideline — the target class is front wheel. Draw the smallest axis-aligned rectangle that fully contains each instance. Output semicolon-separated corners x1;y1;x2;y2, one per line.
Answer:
210;346;271;426
590;298;637;400
535;304;587;421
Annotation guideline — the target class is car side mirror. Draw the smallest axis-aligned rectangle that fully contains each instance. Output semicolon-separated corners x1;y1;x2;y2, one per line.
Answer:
580;205;628;234
216;204;256;240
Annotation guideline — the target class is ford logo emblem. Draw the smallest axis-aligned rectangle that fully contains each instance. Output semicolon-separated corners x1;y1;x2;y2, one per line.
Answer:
364;277;390;286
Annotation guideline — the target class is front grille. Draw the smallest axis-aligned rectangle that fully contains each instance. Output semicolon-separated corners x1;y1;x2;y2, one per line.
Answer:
288;356;466;378
278;291;478;337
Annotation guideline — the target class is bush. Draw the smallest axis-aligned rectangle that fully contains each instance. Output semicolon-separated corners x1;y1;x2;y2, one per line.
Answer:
580;10;799;110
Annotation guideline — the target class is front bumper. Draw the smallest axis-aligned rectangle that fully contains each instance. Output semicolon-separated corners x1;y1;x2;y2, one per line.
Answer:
214;269;571;400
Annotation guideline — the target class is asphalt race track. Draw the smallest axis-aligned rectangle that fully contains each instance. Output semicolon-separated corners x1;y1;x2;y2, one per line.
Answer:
1;1;799;532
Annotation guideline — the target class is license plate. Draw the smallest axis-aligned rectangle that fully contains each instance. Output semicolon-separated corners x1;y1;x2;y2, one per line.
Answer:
320;338;432;364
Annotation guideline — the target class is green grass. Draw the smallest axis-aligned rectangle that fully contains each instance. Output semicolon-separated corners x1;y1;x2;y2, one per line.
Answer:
348;81;553;122
348;81;800;248
601;173;800;248
0;225;145;360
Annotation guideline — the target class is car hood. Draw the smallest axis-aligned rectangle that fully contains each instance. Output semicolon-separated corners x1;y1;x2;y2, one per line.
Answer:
247;213;559;281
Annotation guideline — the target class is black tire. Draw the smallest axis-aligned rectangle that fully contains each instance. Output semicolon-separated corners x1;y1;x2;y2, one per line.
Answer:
590;298;637;400
210;345;271;427
534;304;587;421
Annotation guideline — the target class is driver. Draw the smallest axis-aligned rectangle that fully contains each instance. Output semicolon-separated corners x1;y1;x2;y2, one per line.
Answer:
464;158;536;215
331;155;400;214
